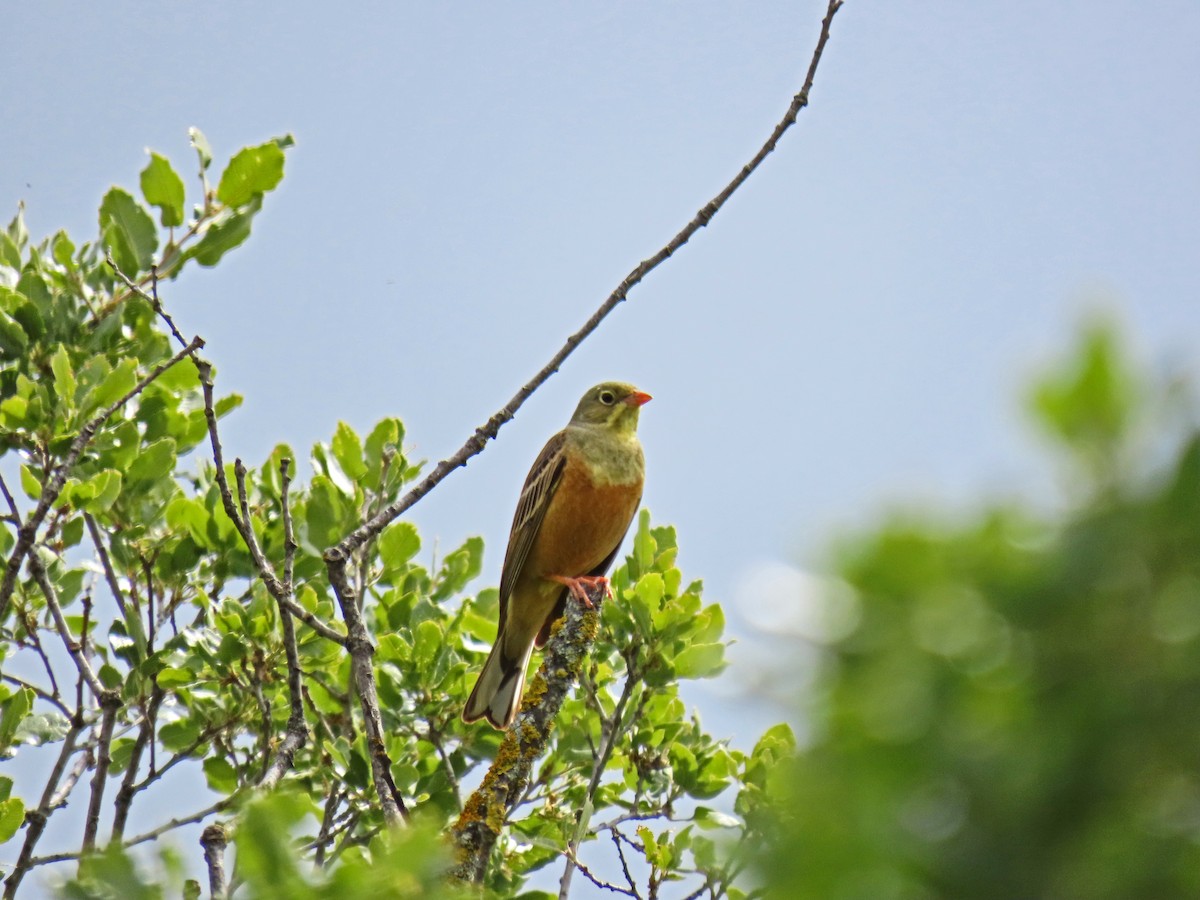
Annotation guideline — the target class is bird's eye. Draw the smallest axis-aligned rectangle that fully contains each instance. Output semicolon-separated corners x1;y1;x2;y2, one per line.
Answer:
598;390;616;405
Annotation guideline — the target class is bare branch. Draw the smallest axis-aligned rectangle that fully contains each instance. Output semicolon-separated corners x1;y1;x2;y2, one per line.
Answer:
325;0;845;567
201;823;229;900
28;552;107;700
0;471;19;523
328;583;408;824
196;367;346;645
567;848;640;899
0;334;205;621
612;828;641;899
0;673;70;719
559;666;642;898
26;800;229;869
80;695;120;856
258;458;310;792
84;512;129;619
3;709;86;899
110;686;164;840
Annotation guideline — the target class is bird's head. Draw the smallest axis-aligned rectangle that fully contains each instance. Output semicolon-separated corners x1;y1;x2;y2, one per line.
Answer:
569;382;652;435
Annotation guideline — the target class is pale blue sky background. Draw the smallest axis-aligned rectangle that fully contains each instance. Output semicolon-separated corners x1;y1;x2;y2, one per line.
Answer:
3;0;1199;893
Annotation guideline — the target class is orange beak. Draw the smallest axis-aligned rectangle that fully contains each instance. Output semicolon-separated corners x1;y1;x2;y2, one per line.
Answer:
624;391;653;407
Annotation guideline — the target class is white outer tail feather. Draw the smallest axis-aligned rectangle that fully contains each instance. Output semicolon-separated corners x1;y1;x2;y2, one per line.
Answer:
464;640;535;729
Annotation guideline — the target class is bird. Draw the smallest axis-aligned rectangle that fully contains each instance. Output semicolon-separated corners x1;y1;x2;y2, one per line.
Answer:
463;381;651;729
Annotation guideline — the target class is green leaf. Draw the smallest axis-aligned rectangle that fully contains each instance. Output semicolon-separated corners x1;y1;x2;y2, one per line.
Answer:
189;127;213;172
127;438;177;486
379;521;421;572
81;469;122;514
99;187;157;277
140;151;186;227
674;643;726;679
216;141;286;207
52;230;75;266
159;718;201;752
14;711;70;747
0;687;33;752
694;807;741;830
50;345;75;410
7;205;28;249
184;201;257;267
0;797;24;844
18;464;39;500
638;825;660;867
365;417;404;478
87;358;138;411
413;620;442;669
203;756;239;794
99;664;125;690
633;509;656;573
0;309;28;359
305;475;349;549
332;421;367;480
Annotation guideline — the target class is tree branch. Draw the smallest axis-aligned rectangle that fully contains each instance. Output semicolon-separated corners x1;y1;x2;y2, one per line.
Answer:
80;695;120;856
324;0;845;570
559;656;641;899
110;686;164;840
201;823;229;900
450;584;603;882
28;552;108;701
257;458;310;792
2;708;86;899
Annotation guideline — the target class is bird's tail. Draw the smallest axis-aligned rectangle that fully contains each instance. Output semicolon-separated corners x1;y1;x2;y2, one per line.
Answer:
462;639;533;730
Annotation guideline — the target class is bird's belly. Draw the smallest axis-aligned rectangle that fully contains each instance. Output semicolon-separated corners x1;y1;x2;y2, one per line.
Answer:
527;466;641;579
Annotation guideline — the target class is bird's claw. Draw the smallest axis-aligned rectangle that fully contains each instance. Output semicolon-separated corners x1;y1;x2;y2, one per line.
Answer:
548;574;612;609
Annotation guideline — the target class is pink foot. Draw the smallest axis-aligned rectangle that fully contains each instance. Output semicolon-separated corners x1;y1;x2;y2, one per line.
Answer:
547;574;612;608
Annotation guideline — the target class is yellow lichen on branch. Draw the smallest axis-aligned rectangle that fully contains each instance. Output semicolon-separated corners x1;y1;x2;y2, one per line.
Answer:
449;586;603;883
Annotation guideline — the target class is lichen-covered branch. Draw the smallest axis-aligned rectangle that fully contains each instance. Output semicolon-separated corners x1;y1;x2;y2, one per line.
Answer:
450;585;602;883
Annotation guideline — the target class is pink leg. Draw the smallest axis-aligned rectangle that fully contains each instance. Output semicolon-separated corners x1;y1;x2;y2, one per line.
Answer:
547;574;612;609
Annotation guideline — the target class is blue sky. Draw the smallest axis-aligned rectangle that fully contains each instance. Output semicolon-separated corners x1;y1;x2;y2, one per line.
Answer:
3;0;1199;890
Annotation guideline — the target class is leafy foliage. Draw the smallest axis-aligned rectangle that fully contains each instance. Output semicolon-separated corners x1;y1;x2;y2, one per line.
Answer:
759;327;1200;899
0;133;782;898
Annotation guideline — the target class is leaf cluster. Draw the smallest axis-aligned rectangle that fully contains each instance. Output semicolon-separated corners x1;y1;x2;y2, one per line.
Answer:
0;135;790;899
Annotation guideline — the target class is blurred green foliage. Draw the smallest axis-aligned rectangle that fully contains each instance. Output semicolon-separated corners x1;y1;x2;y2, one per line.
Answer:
761;324;1200;899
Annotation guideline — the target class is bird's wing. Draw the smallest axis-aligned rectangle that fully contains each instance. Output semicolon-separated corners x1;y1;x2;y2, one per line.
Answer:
497;429;568;632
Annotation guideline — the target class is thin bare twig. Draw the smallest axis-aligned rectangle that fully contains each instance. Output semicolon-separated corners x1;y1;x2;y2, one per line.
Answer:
0;471;19;523
3;707;86;899
559;662;641;898
195;367;346;645
323;0;845;570
80;696;120;856
612;828;641;899
110;686;164;840
567;849;640;899
258;458;310;791
27;800;230;869
85;512;129;619
0;673;70;718
28;552;107;700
